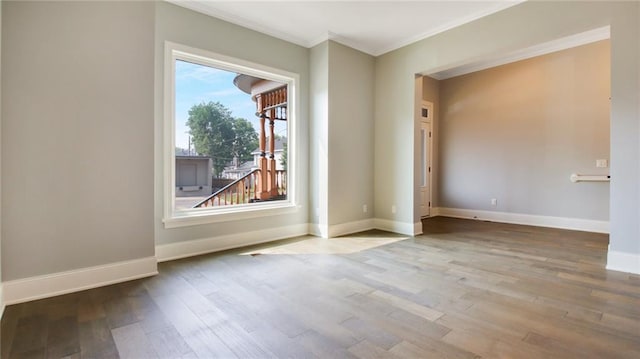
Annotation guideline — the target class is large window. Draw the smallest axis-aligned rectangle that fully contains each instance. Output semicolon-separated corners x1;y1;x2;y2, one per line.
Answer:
164;43;298;228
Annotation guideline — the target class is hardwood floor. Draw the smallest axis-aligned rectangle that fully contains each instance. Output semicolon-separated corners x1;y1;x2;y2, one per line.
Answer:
2;217;640;358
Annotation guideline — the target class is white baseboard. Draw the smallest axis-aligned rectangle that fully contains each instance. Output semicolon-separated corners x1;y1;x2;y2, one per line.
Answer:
309;219;378;238
374;218;422;236
156;223;309;262
328;219;375;238
434;207;609;234
308;223;328;238
414;221;423;235
607;249;640;275
3;257;158;306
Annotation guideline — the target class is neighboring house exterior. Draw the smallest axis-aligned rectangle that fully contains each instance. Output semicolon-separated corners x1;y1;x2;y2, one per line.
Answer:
175;155;212;197
221;160;254;180
221;137;285;179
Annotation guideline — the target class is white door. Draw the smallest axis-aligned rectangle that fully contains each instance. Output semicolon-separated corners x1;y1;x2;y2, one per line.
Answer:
420;102;433;217
177;163;197;186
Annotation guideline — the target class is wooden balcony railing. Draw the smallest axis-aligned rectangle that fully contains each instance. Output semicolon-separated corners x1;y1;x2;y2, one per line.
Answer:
193;169;286;208
193;169;260;208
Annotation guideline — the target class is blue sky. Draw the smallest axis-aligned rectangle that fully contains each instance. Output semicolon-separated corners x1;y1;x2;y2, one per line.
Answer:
175;60;287;151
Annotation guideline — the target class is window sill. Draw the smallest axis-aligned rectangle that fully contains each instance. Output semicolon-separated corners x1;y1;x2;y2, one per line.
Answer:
163;201;300;229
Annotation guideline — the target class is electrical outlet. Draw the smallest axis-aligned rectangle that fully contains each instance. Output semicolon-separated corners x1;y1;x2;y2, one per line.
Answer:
391;205;396;214
363;204;368;213
596;159;608;168
491;198;497;206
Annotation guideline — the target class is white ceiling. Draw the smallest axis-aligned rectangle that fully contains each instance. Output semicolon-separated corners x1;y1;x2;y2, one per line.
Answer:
168;1;523;56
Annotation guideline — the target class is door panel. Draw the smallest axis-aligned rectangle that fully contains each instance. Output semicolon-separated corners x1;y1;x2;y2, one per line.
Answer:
420;102;433;218
178;163;197;186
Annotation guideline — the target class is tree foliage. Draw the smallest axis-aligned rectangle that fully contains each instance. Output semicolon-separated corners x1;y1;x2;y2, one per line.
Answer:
232;118;259;163
186;101;258;177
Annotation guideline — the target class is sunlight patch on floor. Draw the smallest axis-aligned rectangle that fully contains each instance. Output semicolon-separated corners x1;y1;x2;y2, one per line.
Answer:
240;235;408;255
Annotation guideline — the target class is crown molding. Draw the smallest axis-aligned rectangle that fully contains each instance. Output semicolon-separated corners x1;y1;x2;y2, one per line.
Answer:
428;26;610;80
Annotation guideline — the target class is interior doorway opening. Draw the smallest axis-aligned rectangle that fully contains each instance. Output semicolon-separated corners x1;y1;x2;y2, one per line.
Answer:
415;27;611;234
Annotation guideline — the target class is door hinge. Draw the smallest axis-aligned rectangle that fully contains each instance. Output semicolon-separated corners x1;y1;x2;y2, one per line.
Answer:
428;166;431;173
429;131;432;138
428;201;431;207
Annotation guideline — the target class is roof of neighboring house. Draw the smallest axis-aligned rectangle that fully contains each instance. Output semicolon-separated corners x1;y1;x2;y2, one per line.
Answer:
251;137;285;154
176;155;211;160
223;160;255;173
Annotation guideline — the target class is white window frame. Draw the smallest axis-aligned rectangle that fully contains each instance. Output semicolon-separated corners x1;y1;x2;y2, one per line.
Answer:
163;42;299;228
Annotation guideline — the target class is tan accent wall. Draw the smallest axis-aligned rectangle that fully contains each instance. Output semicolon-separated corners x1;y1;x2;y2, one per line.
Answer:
436;40;611;220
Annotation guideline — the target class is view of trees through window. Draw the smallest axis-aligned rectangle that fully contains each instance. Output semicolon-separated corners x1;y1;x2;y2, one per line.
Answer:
174;59;288;211
185;101;258;177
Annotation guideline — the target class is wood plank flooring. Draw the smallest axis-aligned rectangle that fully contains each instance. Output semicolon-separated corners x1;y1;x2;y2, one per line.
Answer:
2;217;640;358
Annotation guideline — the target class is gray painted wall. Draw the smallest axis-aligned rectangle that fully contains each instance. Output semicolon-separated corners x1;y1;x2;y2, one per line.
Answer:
375;1;639;256
437;41;610;220
327;41;375;226
0;0;3;301
309;41;375;232
609;3;640;256
2;1;155;280
309;42;329;229
154;2;310;245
